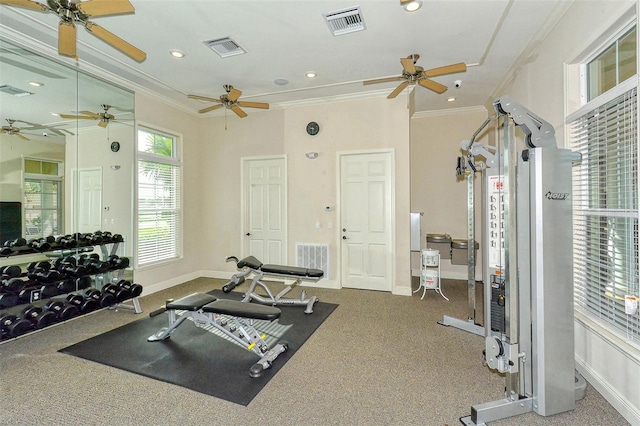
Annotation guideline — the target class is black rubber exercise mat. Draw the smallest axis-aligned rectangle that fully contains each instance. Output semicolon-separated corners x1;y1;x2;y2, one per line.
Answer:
60;290;337;406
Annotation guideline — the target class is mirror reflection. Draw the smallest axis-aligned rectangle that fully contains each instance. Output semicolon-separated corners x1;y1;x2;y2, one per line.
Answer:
0;37;134;257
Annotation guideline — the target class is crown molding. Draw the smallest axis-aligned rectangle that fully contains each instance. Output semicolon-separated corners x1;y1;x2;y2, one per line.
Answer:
412;105;487;119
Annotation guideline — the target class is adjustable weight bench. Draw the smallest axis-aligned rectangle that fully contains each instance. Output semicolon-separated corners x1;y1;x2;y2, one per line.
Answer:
223;255;322;314
148;293;288;378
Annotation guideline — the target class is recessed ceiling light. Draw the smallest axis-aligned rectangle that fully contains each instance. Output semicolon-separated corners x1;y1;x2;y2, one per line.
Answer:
170;50;185;58
28;81;44;87
447;97;456;102
274;78;289;85
306;71;317;78
403;0;422;12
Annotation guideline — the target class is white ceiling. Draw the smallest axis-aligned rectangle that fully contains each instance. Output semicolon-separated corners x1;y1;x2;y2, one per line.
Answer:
0;0;573;128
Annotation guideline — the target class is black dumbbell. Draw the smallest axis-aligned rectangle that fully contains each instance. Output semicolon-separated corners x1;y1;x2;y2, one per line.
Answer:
2;277;26;293
0;313;32;338
85;288;115;308
65;294;99;313
0;293;19;309
55;235;78;248
44;299;79;321
22;305;57;329
3;238;27;248
27;238;51;252
116;280;143;298
56;279;76;295
28;268;63;284
0;265;22;278
102;283;130;302
17;282;42;304
40;283;59;299
107;255;130;270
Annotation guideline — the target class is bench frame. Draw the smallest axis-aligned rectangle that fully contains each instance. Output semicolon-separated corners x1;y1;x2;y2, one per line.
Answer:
148;293;288;377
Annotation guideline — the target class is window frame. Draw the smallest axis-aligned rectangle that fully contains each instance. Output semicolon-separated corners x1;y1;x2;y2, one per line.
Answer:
568;21;639;349
22;157;64;239
135;124;183;269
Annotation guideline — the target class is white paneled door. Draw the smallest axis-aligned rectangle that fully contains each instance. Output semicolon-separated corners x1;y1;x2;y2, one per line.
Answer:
243;157;287;264
340;151;393;291
72;168;102;233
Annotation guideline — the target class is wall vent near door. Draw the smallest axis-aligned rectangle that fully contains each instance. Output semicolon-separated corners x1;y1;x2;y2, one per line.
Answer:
295;243;329;279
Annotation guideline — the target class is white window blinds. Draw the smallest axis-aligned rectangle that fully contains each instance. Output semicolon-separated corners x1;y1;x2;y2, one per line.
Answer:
570;85;639;342
137;152;181;266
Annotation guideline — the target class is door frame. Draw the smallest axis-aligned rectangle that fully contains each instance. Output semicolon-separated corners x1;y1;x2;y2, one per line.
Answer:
240;155;288;263
337;149;396;291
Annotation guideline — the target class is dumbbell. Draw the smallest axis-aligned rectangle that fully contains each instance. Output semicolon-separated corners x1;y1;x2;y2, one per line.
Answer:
44;299;79;321
85;288;115;308
2;276;26;293
0;293;19;309
56;279;76;295
116;280;143;298
65;294;99;313
0;265;22;278
40;283;59;299
17;281;42;304
106;255;130;270
0;313;32;338
52;256;87;278
54;235;78;248
78;254;111;274
102;283;131;302
27;238;51;252
27;265;63;284
3;238;27;248
76;276;93;291
22;305;57;329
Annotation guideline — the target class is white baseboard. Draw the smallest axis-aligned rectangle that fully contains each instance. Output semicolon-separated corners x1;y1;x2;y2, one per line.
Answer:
575;357;640;425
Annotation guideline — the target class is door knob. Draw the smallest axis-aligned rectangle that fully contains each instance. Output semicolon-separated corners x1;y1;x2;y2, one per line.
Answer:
342;236;348;240
246;232;251;236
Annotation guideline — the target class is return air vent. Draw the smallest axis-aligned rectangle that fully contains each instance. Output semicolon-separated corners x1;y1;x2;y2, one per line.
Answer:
203;37;246;58
0;84;33;97
323;6;365;36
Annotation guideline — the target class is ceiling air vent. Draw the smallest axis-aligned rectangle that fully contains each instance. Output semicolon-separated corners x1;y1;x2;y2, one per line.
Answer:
204;37;246;58
0;84;33;97
323;6;365;36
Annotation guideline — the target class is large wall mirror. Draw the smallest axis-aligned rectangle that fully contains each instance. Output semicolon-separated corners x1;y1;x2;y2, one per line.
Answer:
0;37;134;274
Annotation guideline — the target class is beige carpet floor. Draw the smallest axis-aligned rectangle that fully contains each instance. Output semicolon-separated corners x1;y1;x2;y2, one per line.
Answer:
0;277;629;426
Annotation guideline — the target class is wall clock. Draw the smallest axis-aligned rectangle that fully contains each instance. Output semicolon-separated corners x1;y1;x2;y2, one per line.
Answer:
110;141;120;152
306;121;320;136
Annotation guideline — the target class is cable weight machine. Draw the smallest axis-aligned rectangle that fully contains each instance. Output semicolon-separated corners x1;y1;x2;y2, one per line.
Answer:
444;96;586;425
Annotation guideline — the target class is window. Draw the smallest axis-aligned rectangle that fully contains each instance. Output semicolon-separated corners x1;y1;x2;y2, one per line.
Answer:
570;24;639;343
587;27;636;101
137;127;181;266
23;159;63;238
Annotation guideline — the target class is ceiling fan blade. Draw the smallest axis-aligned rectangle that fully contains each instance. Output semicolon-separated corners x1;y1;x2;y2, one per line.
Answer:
230;105;248;118
419;78;448;94
423;62;467;78
387;81;410;99
78;0;135;18
0;0;49;12
363;76;404;86
227;88;242;102
58;114;97;120
401;57;417;74
17;133;30;140
85;22;146;62
79;110;100;117
58;21;77;58
237;101;269;110
198;104;224;114
188;94;221;103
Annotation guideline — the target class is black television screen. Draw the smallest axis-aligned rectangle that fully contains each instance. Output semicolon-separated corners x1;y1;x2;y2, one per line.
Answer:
0;202;22;244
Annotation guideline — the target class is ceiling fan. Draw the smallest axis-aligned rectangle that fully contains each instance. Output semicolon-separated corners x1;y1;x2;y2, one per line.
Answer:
0;0;146;62
363;54;467;99
1;119;30;140
58;104;119;127
188;85;270;118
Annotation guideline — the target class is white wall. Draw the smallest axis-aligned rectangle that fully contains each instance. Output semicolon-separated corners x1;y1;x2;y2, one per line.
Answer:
494;1;640;424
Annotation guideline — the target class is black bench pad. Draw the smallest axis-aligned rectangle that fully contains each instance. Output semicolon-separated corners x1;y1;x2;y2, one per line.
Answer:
261;264;324;278
237;256;263;270
203;299;281;321
167;293;217;311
